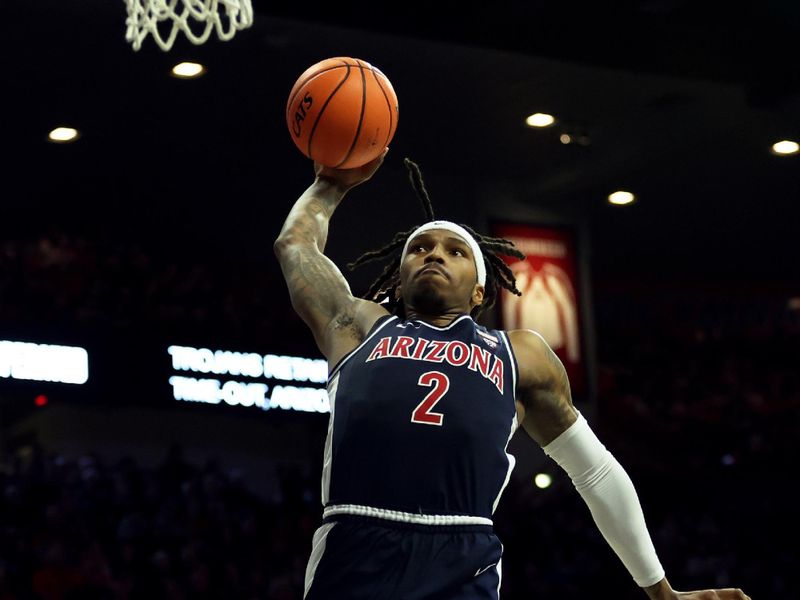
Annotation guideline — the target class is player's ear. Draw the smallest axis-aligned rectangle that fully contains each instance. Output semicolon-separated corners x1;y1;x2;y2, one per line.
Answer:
471;284;484;307
394;285;403;301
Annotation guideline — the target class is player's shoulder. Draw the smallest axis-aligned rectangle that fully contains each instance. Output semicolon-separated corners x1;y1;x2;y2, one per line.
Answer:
504;329;565;389
504;329;552;360
353;297;393;331
503;327;547;343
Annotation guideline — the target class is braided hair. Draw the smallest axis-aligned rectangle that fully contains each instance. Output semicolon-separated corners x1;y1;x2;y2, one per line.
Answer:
347;158;526;318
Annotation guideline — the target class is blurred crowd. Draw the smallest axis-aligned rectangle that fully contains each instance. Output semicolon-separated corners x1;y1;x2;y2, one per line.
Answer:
594;284;799;474
0;444;314;600
0;427;790;600
0;232;302;350
1;231;796;598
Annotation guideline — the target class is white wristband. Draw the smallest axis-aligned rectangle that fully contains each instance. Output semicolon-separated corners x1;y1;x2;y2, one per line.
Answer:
543;411;665;588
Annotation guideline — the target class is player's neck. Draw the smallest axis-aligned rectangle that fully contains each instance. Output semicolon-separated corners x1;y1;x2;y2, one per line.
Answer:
405;308;470;327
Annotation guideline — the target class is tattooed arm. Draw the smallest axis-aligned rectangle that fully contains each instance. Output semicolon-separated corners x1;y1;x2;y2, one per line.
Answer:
508;329;577;444
274;153;390;365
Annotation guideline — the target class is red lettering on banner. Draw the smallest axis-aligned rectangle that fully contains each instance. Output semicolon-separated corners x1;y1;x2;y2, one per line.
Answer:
366;337;392;361
492;222;585;397
390;336;415;358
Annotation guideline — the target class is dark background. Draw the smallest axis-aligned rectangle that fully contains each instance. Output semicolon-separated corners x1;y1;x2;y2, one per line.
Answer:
1;1;798;599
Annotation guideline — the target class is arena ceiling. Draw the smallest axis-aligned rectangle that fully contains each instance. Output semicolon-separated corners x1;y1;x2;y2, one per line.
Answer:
5;0;800;285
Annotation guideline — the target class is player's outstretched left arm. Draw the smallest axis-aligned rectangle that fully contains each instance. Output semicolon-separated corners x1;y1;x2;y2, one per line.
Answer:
508;329;752;600
645;580;752;600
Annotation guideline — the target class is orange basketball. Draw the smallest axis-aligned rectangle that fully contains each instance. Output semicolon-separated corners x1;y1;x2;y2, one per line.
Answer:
286;57;399;169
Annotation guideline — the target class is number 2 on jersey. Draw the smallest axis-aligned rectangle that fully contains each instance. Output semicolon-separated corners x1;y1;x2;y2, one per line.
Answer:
411;371;450;426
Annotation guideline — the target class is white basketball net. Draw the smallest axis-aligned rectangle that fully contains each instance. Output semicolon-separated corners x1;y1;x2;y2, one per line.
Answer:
124;0;254;51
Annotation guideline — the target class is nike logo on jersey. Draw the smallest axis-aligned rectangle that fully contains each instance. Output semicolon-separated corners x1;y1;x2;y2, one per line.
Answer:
365;336;504;393
474;562;498;577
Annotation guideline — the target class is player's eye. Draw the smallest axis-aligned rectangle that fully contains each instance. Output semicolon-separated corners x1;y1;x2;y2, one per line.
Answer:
451;248;466;257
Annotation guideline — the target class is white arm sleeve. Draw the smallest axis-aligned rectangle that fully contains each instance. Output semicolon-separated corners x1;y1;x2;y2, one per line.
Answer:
542;411;665;588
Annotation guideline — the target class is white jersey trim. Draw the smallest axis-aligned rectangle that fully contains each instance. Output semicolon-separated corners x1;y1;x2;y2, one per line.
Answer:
303;522;336;598
496;555;503;598
491;330;520;515
321;373;339;505
497;330;518;403
492;414;519;514
408;314;473;331
323;503;493;527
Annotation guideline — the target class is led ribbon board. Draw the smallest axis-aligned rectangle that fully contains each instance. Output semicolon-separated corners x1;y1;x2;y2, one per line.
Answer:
167;345;329;413
0;340;89;385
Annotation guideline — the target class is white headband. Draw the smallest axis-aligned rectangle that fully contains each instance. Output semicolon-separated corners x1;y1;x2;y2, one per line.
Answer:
402;220;486;286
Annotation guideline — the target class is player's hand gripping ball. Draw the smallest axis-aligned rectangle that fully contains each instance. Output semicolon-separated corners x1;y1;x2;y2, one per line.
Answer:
286;57;399;169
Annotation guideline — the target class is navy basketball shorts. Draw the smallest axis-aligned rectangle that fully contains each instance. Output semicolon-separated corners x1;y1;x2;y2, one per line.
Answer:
304;515;504;599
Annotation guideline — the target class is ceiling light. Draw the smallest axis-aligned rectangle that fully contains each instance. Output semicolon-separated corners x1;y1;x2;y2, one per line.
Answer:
608;190;635;205
559;133;572;144
171;62;206;78
771;140;799;155
534;473;552;489
525;113;555;128
48;127;79;143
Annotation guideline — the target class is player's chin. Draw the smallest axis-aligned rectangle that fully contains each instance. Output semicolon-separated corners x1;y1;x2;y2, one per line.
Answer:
408;284;449;314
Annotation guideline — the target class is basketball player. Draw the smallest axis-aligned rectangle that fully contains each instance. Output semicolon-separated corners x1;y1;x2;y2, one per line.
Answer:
274;150;751;600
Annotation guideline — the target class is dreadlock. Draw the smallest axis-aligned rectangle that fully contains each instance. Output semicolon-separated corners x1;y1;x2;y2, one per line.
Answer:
347;158;526;318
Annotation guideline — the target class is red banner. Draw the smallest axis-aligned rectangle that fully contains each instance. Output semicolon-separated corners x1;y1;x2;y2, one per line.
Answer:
491;223;586;397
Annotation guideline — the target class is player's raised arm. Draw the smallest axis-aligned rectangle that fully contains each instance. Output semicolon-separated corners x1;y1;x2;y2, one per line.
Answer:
273;152;390;363
509;329;751;600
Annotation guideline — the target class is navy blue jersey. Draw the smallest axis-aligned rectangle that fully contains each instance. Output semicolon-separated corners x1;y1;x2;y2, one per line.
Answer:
322;314;519;523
